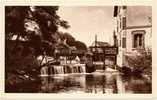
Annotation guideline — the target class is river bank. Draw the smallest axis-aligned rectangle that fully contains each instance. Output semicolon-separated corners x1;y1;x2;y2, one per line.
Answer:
5;70;40;93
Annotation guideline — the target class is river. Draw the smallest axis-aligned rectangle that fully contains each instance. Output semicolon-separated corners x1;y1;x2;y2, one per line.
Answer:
37;72;151;93
6;70;151;93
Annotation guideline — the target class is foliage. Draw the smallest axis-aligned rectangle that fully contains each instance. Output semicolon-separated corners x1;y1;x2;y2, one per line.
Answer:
74;41;87;50
125;49;152;77
5;6;70;91
5;6;70;57
58;32;75;45
58;32;87;50
5;6;30;37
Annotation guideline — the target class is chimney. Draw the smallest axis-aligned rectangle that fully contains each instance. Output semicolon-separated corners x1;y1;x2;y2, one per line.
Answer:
95;34;97;47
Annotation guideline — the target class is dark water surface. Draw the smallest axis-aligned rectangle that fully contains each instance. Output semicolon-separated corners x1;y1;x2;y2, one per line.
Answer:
6;72;151;93
38;72;151;94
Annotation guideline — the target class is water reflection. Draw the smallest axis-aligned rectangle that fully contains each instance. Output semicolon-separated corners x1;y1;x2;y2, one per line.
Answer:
39;72;151;93
121;75;152;93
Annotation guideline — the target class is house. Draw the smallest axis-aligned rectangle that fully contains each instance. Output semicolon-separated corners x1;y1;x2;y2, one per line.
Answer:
89;35;118;70
89;40;111;62
113;6;152;67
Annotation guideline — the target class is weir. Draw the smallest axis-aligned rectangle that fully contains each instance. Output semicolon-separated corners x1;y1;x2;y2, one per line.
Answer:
53;65;64;74
40;64;86;76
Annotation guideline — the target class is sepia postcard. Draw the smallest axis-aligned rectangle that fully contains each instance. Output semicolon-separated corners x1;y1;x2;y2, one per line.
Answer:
0;0;157;100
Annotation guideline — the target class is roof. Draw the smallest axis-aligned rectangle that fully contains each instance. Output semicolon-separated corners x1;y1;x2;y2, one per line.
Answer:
89;41;111;53
91;41;111;47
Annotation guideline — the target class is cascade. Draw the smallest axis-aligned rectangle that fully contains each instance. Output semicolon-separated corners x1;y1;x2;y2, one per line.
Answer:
41;66;48;76
41;64;86;75
53;65;64;74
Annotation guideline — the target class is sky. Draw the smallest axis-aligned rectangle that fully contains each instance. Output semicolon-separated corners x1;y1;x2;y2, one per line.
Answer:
58;6;115;46
126;6;152;26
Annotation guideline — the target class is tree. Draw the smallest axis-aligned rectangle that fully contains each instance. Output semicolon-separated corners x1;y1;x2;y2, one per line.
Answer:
58;32;87;50
58;32;76;46
5;6;30;38
5;6;70;92
74;41;87;50
5;6;70;57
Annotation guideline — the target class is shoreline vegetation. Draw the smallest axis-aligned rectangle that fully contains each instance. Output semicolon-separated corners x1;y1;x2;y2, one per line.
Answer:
5;58;151;93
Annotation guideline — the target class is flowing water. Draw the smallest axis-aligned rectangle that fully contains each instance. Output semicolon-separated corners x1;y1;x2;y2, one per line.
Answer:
40;64;86;75
38;65;151;93
8;65;151;93
38;72;151;93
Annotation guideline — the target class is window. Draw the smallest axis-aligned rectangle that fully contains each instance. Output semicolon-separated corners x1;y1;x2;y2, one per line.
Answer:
120;18;122;29
114;6;118;17
123;6;127;9
119;39;121;47
122;17;126;29
122;37;126;48
117;20;119;32
133;34;143;48
132;30;145;48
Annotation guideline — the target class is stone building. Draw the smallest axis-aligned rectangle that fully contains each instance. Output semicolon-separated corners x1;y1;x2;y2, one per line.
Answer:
113;6;152;67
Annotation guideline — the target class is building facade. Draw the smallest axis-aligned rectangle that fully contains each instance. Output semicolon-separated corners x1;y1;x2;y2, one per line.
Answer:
89;35;118;70
113;6;152;67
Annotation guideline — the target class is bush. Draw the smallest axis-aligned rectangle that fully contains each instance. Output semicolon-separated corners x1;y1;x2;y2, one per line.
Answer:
125;49;152;78
121;66;132;76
